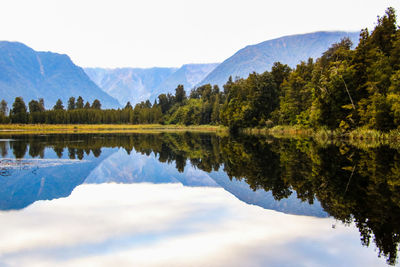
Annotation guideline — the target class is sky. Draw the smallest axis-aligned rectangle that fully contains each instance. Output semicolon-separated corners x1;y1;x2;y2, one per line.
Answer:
1;0;399;68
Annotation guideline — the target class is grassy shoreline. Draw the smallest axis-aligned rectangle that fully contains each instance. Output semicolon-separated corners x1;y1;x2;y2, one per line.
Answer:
0;124;227;134
2;123;399;143
242;125;400;142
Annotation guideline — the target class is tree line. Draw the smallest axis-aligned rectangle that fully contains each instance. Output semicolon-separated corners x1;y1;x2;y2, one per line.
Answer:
0;84;222;125
0;96;136;124
1;8;399;131
221;7;400;132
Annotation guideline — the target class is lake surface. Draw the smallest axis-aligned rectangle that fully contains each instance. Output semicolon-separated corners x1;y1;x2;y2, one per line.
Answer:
0;132;398;266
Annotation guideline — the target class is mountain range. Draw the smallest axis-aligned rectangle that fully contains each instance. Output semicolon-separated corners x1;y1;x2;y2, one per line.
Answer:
85;63;218;106
0;41;120;109
86;31;359;105
84;67;177;106
0;31;360;108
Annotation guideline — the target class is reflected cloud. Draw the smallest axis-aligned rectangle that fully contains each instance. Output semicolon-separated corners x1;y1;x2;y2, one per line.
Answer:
0;158;89;169
0;183;386;267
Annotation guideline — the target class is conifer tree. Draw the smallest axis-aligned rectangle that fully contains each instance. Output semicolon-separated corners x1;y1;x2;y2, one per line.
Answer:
53;99;64;110
10;97;28;123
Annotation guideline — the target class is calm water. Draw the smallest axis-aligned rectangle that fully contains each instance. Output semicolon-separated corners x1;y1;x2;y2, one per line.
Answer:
0;133;398;266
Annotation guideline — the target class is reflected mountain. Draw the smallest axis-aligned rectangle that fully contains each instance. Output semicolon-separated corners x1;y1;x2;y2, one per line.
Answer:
208;171;326;217
84;149;326;217
85;149;218;187
0;132;399;264
0;147;116;210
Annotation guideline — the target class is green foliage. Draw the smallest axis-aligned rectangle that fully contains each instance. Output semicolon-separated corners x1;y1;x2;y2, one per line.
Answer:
76;96;84;109
279;59;313;125
124;101;133;110
10;97;28;123
0;99;8;115
91;99;101;110
28;100;46;123
174;84;186;104
67;97;76;110
220;71;280;130
53;99;64;110
0;99;9;123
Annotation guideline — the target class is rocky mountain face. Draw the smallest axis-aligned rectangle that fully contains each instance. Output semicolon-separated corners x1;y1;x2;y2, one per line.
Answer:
84;67;177;106
0;41;120;108
85;63;218;106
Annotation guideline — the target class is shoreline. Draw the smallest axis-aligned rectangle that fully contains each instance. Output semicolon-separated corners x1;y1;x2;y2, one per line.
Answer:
242;125;400;142
0;124;227;134
2;123;400;143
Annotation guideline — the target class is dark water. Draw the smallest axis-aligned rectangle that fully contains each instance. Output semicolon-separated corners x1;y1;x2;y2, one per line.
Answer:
0;133;398;266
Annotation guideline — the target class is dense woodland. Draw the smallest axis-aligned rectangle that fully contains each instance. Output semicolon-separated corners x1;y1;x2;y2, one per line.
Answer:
1;8;400;133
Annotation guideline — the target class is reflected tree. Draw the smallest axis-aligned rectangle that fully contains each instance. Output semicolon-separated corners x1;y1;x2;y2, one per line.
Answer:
0;132;399;264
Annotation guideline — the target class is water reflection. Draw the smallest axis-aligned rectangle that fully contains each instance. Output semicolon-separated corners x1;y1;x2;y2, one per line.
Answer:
0;133;399;265
0;183;386;267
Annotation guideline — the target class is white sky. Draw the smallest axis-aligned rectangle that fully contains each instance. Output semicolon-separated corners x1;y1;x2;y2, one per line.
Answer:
1;0;399;68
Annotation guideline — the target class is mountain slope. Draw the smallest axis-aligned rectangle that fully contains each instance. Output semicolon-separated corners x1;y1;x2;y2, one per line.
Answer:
199;31;360;87
85;63;218;105
0;41;120;108
0;147;116;210
149;63;219;101
84;67;177;106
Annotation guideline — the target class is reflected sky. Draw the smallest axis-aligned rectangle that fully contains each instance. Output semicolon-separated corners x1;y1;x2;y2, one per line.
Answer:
84;149;327;217
0;183;387;267
0;133;398;266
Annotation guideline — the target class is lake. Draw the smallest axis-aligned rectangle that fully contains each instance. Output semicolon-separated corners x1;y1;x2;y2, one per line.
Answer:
0;132;398;266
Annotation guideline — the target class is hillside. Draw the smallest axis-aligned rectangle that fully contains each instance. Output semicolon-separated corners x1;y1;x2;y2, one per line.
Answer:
0;41;120;109
149;63;219;101
199;31;360;87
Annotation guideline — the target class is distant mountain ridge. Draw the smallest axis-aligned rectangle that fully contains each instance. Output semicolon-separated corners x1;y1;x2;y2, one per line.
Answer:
0;32;361;109
0;41;120;108
199;31;360;87
84;67;177;106
148;63;219;101
85;63;218;106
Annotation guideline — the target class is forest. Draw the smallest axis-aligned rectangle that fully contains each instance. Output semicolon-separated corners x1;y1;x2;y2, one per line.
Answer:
1;8;399;134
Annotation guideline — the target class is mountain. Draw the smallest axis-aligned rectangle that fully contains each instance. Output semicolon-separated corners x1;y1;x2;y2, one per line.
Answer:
84;67;177;106
0;147;116;210
84;149;326;217
199;31;360;88
148;63;219;101
0;41;120;108
85;63;218;106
